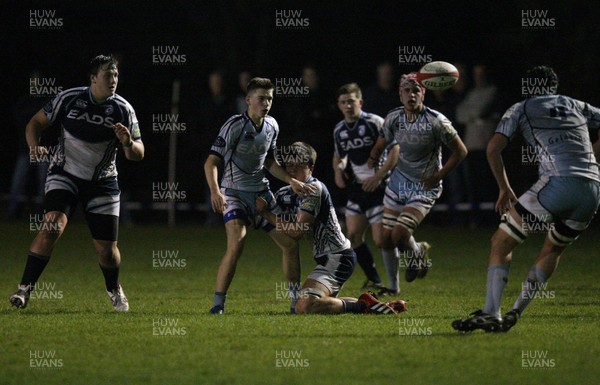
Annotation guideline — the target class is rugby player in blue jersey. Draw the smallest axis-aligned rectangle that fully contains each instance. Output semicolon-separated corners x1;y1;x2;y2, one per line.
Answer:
204;78;315;314
332;83;400;295
257;142;406;315
9;55;143;311
453;66;600;332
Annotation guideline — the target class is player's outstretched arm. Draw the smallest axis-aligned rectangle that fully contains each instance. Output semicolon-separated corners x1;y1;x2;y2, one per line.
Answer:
26;109;51;160
421;135;468;190
265;159;316;196
487;133;517;214
368;137;389;168
332;155;347;189
256;197;313;240
113;123;144;161
204;154;226;214
363;143;399;192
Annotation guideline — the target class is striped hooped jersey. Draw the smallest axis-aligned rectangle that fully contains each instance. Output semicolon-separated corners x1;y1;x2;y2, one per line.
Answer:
43;87;140;181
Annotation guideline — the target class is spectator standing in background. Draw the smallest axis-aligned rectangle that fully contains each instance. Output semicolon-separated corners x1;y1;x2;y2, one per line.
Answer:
455;64;500;226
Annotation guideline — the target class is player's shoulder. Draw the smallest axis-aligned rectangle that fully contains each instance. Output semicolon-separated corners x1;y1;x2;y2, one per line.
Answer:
384;106;404;121
333;120;346;135
264;115;279;130
361;111;385;126
501;100;526;120
111;93;135;112
275;184;294;197
54;86;87;101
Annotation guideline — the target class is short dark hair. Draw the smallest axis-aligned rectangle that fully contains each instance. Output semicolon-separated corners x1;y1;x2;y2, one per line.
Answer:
290;141;317;166
89;55;118;76
336;83;362;100
525;65;559;95
246;77;274;94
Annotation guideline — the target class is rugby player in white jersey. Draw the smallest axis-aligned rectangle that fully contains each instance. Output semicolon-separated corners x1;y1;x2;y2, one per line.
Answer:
257;142;406;314
369;73;468;282
452;66;600;332
332;83;400;295
9;55;144;311
204;78;315;314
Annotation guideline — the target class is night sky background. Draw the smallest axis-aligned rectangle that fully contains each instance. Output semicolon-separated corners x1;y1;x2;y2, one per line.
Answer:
2;0;599;222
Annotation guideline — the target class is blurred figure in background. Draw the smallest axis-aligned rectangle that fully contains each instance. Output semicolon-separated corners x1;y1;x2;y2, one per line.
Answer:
455;64;500;226
6;71;52;221
362;61;398;118
235;70;252;114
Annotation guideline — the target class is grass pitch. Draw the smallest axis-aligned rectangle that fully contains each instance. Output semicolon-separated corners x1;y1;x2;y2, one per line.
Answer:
1;221;599;385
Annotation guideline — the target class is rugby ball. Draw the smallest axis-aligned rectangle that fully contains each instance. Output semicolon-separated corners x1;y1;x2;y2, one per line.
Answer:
416;61;459;91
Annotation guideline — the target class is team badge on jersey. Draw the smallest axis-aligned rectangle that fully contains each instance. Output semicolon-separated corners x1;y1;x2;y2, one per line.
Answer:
244;132;255;141
214;136;226;147
359;125;366;136
105;105;114;115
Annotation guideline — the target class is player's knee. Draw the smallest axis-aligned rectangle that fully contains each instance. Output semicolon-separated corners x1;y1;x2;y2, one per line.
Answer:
296;287;324;314
96;242;118;261
392;225;411;245
347;232;364;248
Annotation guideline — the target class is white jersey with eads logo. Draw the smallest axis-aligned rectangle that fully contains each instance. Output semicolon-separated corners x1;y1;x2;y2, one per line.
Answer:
210;112;279;192
44;87;140;181
496;94;600;182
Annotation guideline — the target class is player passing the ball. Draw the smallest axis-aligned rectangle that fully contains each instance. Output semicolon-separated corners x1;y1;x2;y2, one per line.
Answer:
452;66;600;333
369;73;468;282
332;83;400;295
9;55;144;312
204;78;315;314
256;142;407;315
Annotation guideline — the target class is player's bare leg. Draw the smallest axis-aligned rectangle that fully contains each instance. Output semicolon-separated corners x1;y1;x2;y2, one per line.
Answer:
390;207;428;282
269;230;301;312
211;219;247;314
10;211;67;309
503;234;568;330
93;239;128;311
295;279;398;315
372;222;400;295
346;214;382;290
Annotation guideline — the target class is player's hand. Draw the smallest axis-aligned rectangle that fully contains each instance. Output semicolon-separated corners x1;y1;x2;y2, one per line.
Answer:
420;173;441;190
362;175;382;192
28;145;46;163
495;188;518;215
255;197;268;215
334;173;346;189
367;156;379;169
113;123;133;147
210;190;227;214
290;178;316;197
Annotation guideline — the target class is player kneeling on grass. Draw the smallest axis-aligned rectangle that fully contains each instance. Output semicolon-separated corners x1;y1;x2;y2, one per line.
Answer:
9;55;144;312
256;142;407;315
452;66;600;333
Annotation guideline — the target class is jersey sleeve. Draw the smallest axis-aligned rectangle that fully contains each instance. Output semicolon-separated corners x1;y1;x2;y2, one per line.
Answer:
495;102;523;140
333;128;346;158
209;116;242;158
434;112;458;145
298;181;322;218
267;120;278;159
125;102;141;140
43;89;71;124
381;113;395;144
581;101;600;130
